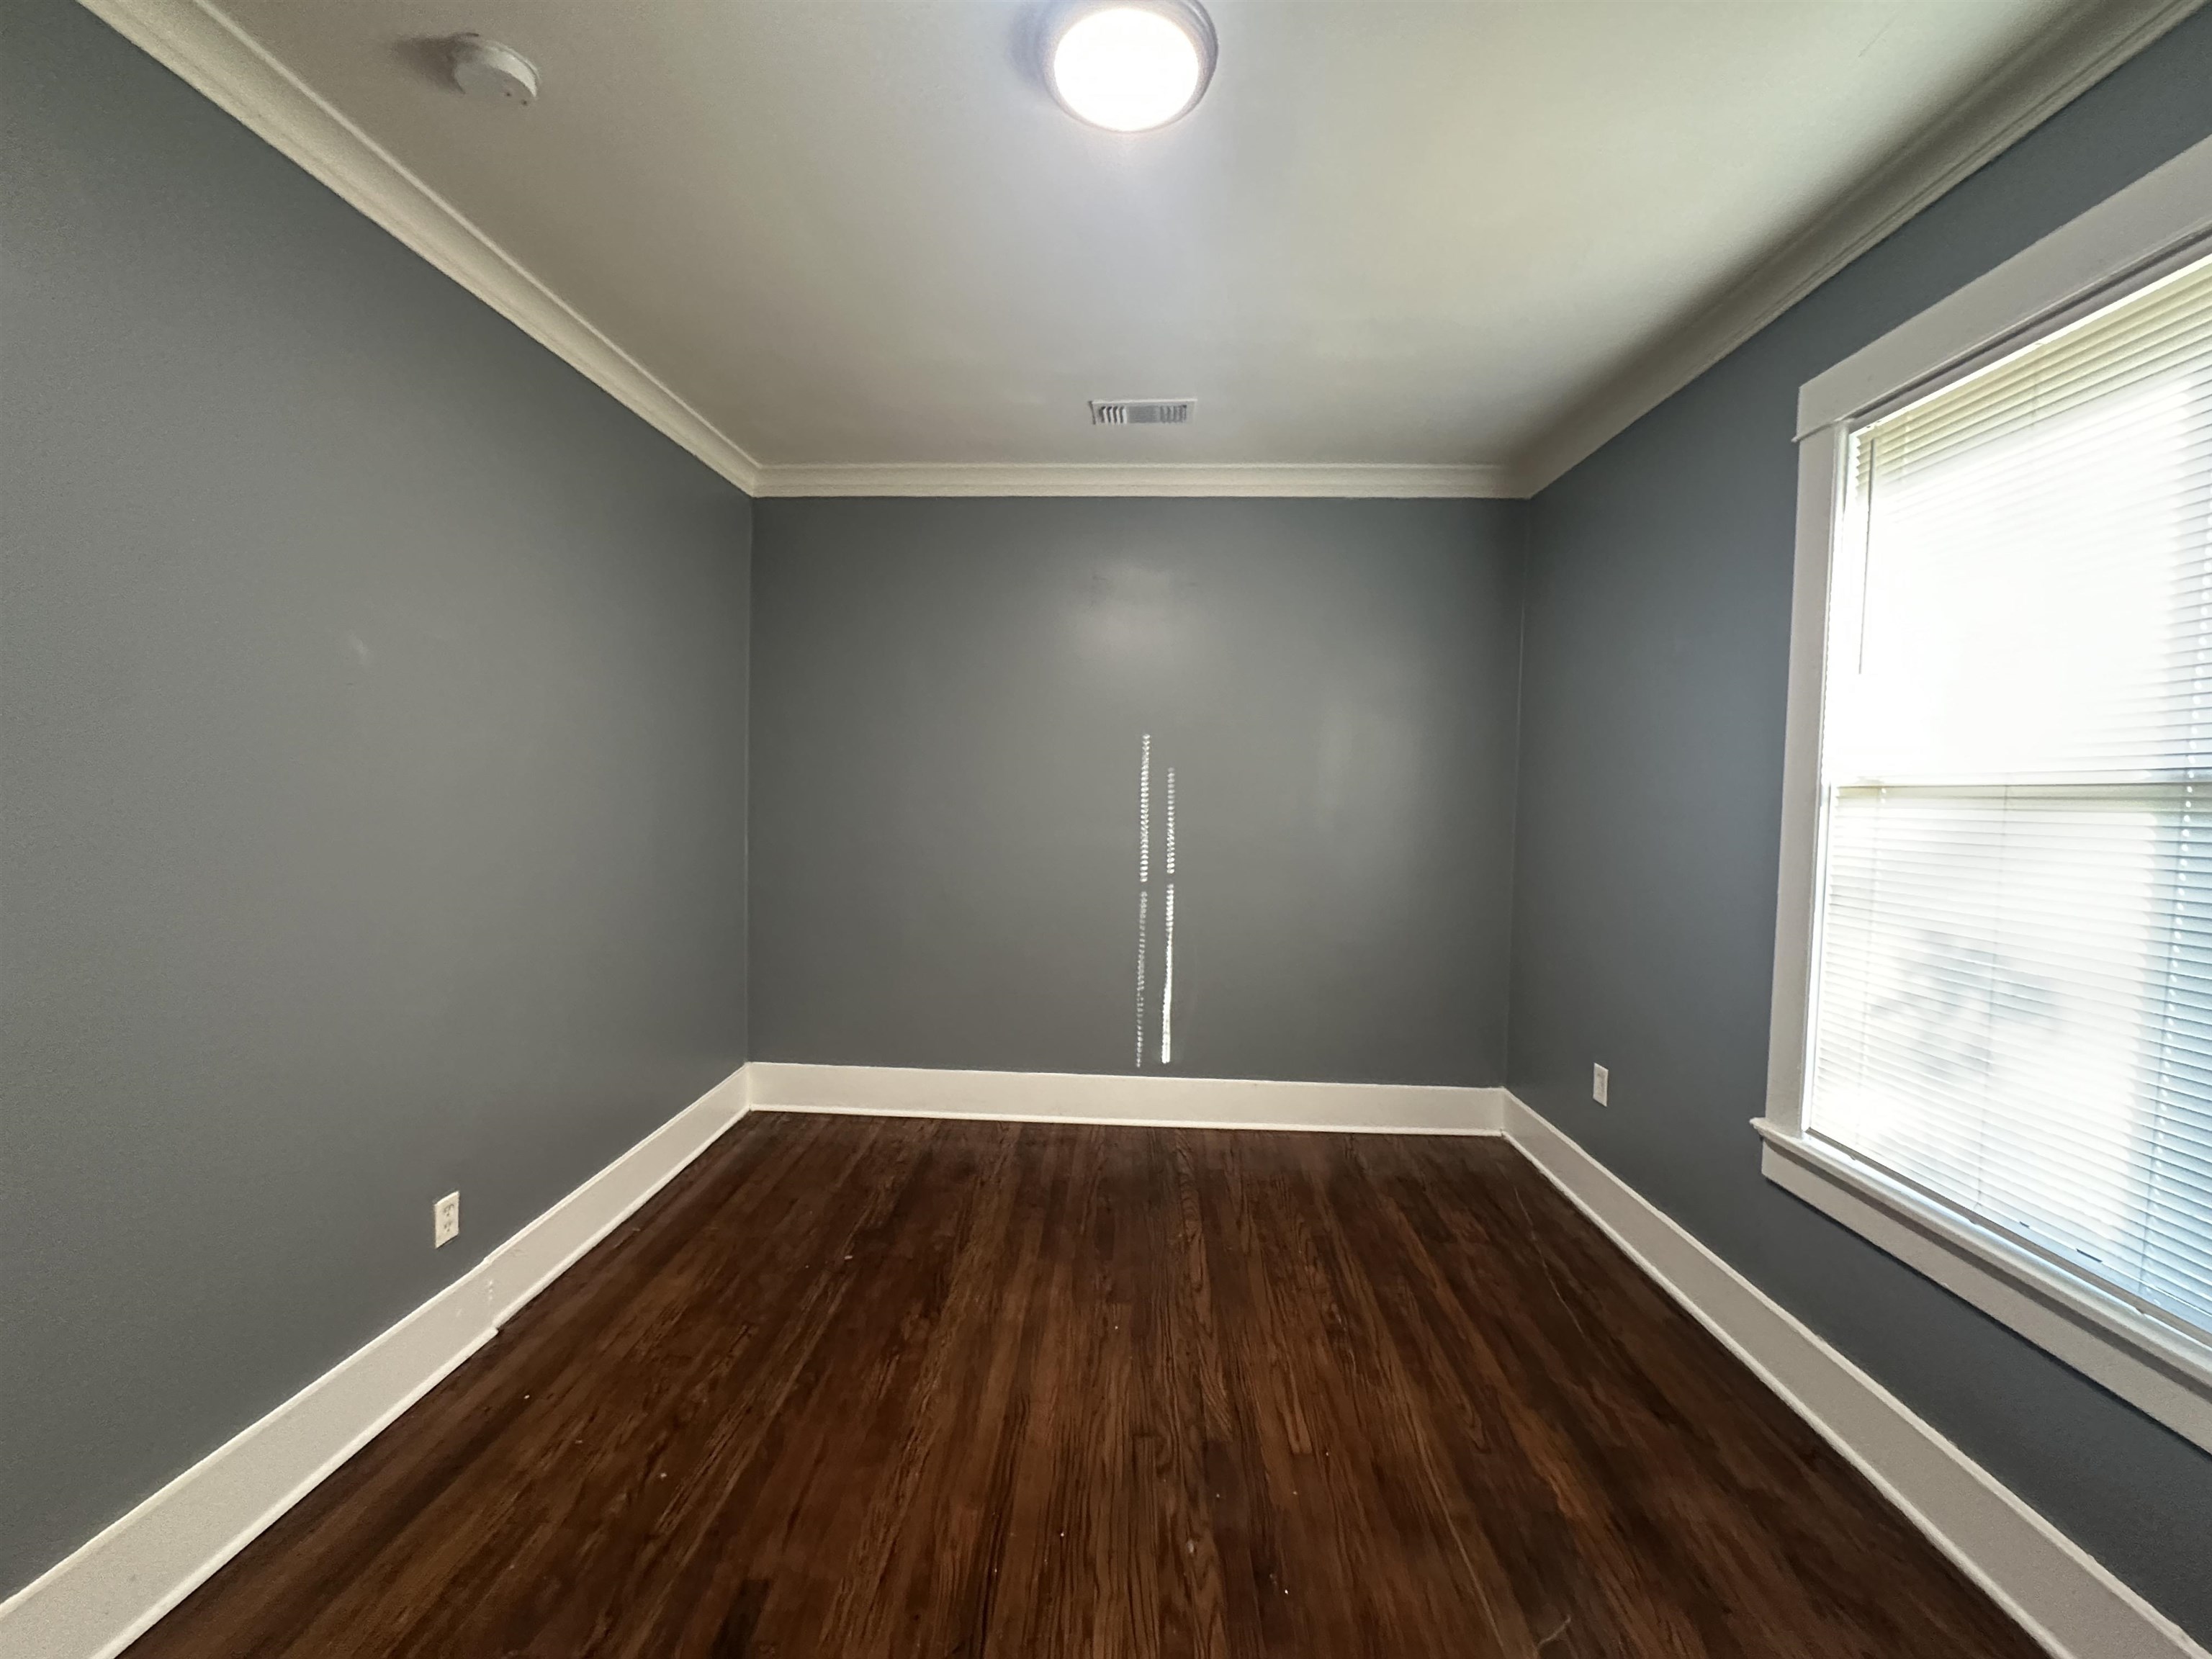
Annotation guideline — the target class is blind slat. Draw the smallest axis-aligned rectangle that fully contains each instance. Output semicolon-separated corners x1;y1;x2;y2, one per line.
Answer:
1810;248;2212;1341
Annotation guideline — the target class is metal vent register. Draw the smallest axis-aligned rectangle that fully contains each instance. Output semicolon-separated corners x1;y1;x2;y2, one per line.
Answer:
1090;399;1195;426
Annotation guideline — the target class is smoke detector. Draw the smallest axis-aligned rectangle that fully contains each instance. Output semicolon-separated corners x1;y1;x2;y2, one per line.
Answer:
449;35;539;104
1091;398;1195;426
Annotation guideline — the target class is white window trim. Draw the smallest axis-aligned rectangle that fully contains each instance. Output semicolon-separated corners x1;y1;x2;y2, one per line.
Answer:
1763;127;2212;1455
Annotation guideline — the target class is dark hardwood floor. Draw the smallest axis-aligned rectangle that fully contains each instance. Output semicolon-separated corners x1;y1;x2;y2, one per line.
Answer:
127;1112;2043;1658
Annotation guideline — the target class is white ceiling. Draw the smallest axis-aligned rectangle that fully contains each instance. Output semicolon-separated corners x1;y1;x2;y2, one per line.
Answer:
195;0;2142;491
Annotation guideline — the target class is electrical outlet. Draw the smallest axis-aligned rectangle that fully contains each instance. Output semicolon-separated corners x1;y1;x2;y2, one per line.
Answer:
433;1191;461;1248
1592;1063;1609;1106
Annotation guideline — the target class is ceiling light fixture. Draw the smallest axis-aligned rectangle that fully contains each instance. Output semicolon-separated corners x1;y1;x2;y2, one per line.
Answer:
1045;1;1216;134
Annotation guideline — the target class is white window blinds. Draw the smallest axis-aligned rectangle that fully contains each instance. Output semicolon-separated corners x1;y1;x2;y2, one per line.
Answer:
1807;246;2212;1342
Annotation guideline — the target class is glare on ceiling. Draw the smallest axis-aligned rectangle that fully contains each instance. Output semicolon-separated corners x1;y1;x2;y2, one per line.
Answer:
1046;1;1216;133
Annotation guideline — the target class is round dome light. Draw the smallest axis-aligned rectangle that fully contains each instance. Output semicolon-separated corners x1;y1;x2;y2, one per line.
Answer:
1046;1;1216;133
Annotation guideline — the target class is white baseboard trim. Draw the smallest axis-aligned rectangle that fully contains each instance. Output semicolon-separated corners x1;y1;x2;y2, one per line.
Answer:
1501;1092;2208;1659
12;1067;2195;1659
745;1061;1506;1136
0;1064;750;1659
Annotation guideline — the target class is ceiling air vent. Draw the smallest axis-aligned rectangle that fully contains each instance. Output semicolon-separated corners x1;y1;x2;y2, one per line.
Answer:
1091;398;1195;426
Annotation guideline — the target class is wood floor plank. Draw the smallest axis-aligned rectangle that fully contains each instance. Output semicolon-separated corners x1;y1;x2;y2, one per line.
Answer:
124;1114;2048;1659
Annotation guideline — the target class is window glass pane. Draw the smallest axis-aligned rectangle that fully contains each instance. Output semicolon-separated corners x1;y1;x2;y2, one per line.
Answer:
1809;248;2212;1341
1808;786;2212;1330
1825;257;2212;786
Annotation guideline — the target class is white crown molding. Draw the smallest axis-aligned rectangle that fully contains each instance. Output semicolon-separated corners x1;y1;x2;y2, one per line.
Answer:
0;1066;750;1659
74;0;767;496
74;0;1518;506
749;462;1521;500
1795;127;2212;437
1511;0;2208;496
73;0;2207;509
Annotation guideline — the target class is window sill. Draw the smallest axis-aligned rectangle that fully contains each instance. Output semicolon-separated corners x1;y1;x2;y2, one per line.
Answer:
1752;1118;2212;1455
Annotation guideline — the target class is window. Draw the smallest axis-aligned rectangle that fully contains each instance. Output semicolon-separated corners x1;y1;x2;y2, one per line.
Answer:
1764;131;2212;1452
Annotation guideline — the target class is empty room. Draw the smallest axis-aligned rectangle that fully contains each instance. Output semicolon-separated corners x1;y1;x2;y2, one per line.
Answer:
7;0;2212;1654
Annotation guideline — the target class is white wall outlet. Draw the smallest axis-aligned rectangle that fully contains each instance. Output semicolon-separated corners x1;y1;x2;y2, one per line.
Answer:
433;1191;461;1248
1592;1063;1609;1106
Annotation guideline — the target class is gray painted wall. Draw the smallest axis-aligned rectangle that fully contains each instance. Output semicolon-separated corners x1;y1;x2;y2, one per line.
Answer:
0;0;750;1596
750;497;1523;1086
13;0;2208;1627
1506;6;2212;1640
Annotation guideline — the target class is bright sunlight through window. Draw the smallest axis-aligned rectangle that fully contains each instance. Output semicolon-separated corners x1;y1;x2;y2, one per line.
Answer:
1807;248;2212;1341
